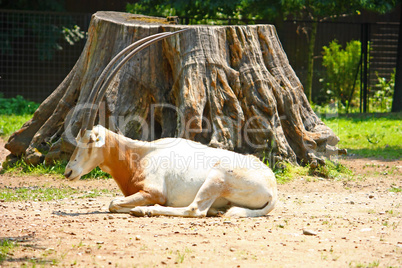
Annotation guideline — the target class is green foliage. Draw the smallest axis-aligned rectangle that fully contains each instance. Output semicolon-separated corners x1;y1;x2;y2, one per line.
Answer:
2;160;111;180
0;239;16;263
274;160;352;184
62;25;86;45
349;260;380;268
287;0;396;20
0;94;39;115
126;0;398;24
322;113;402;159
311;102;342;114
274;113;401;182
0;186;110;202
3;160;65;177
126;0;255;25
0;95;39;137
316;68;397;114
0;114;33;137
127;0;397;107
321;40;362;113
371;70;395;113
389;186;401;193
274;162;309;184
0;186;75;201
1;110;109;180
311;160;353;179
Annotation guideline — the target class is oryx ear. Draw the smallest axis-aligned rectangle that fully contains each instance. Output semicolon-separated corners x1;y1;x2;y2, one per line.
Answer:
94;132;105;148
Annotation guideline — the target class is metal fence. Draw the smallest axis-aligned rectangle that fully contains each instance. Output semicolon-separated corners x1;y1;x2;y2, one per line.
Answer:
280;20;399;112
0;10;91;102
0;10;399;112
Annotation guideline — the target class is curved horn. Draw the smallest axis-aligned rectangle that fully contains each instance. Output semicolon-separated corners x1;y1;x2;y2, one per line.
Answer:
81;31;171;132
81;29;189;132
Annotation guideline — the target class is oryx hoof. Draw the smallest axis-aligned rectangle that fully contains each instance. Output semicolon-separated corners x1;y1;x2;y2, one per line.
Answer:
109;197;124;212
130;207;151;217
109;204;119;213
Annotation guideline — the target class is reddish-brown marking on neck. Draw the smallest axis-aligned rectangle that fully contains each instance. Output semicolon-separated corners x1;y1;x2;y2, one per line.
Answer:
100;130;149;197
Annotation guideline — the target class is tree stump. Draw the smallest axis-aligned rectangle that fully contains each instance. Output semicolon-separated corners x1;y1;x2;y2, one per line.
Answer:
5;11;344;167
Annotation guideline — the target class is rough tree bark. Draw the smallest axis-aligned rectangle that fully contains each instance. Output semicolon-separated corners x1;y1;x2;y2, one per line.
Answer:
5;11;345;167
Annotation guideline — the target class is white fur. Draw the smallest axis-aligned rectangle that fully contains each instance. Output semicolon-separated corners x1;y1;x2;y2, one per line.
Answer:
65;125;278;218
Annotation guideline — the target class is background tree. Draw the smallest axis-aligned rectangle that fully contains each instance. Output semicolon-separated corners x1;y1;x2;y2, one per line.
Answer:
127;0;399;103
5;12;344;167
126;0;251;24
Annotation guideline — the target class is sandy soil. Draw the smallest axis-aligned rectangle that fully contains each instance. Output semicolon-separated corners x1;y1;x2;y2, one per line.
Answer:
0;138;401;267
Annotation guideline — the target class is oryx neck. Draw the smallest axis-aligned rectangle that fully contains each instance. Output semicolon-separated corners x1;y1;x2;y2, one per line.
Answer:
98;129;150;196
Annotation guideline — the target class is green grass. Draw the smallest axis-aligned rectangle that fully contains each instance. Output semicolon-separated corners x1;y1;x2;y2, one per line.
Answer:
349;260;380;268
322;113;402;159
1;112;400;185
0;94;39;137
0;239;17;263
0;107;111;180
389;186;401;193
311;159;353;179
274;160;352;184
2;160;110;180
3;160;66;177
274;162;309;184
0;114;33;137
0;186;110;202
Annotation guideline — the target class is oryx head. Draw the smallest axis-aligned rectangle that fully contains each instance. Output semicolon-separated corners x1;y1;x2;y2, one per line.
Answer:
64;126;106;181
64;29;188;181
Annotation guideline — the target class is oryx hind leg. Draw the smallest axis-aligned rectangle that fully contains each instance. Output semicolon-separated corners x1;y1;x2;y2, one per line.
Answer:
130;169;228;217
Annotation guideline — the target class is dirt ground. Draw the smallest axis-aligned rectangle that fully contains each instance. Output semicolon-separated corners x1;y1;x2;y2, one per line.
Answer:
0;137;401;267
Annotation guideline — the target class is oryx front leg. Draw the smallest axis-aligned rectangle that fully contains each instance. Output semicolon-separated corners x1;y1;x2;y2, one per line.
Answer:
109;190;166;213
130;169;227;217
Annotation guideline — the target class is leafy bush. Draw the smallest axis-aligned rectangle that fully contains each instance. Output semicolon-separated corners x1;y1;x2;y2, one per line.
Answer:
62;25;86;45
320;40;362;113
371;70;395;112
0;94;39;115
